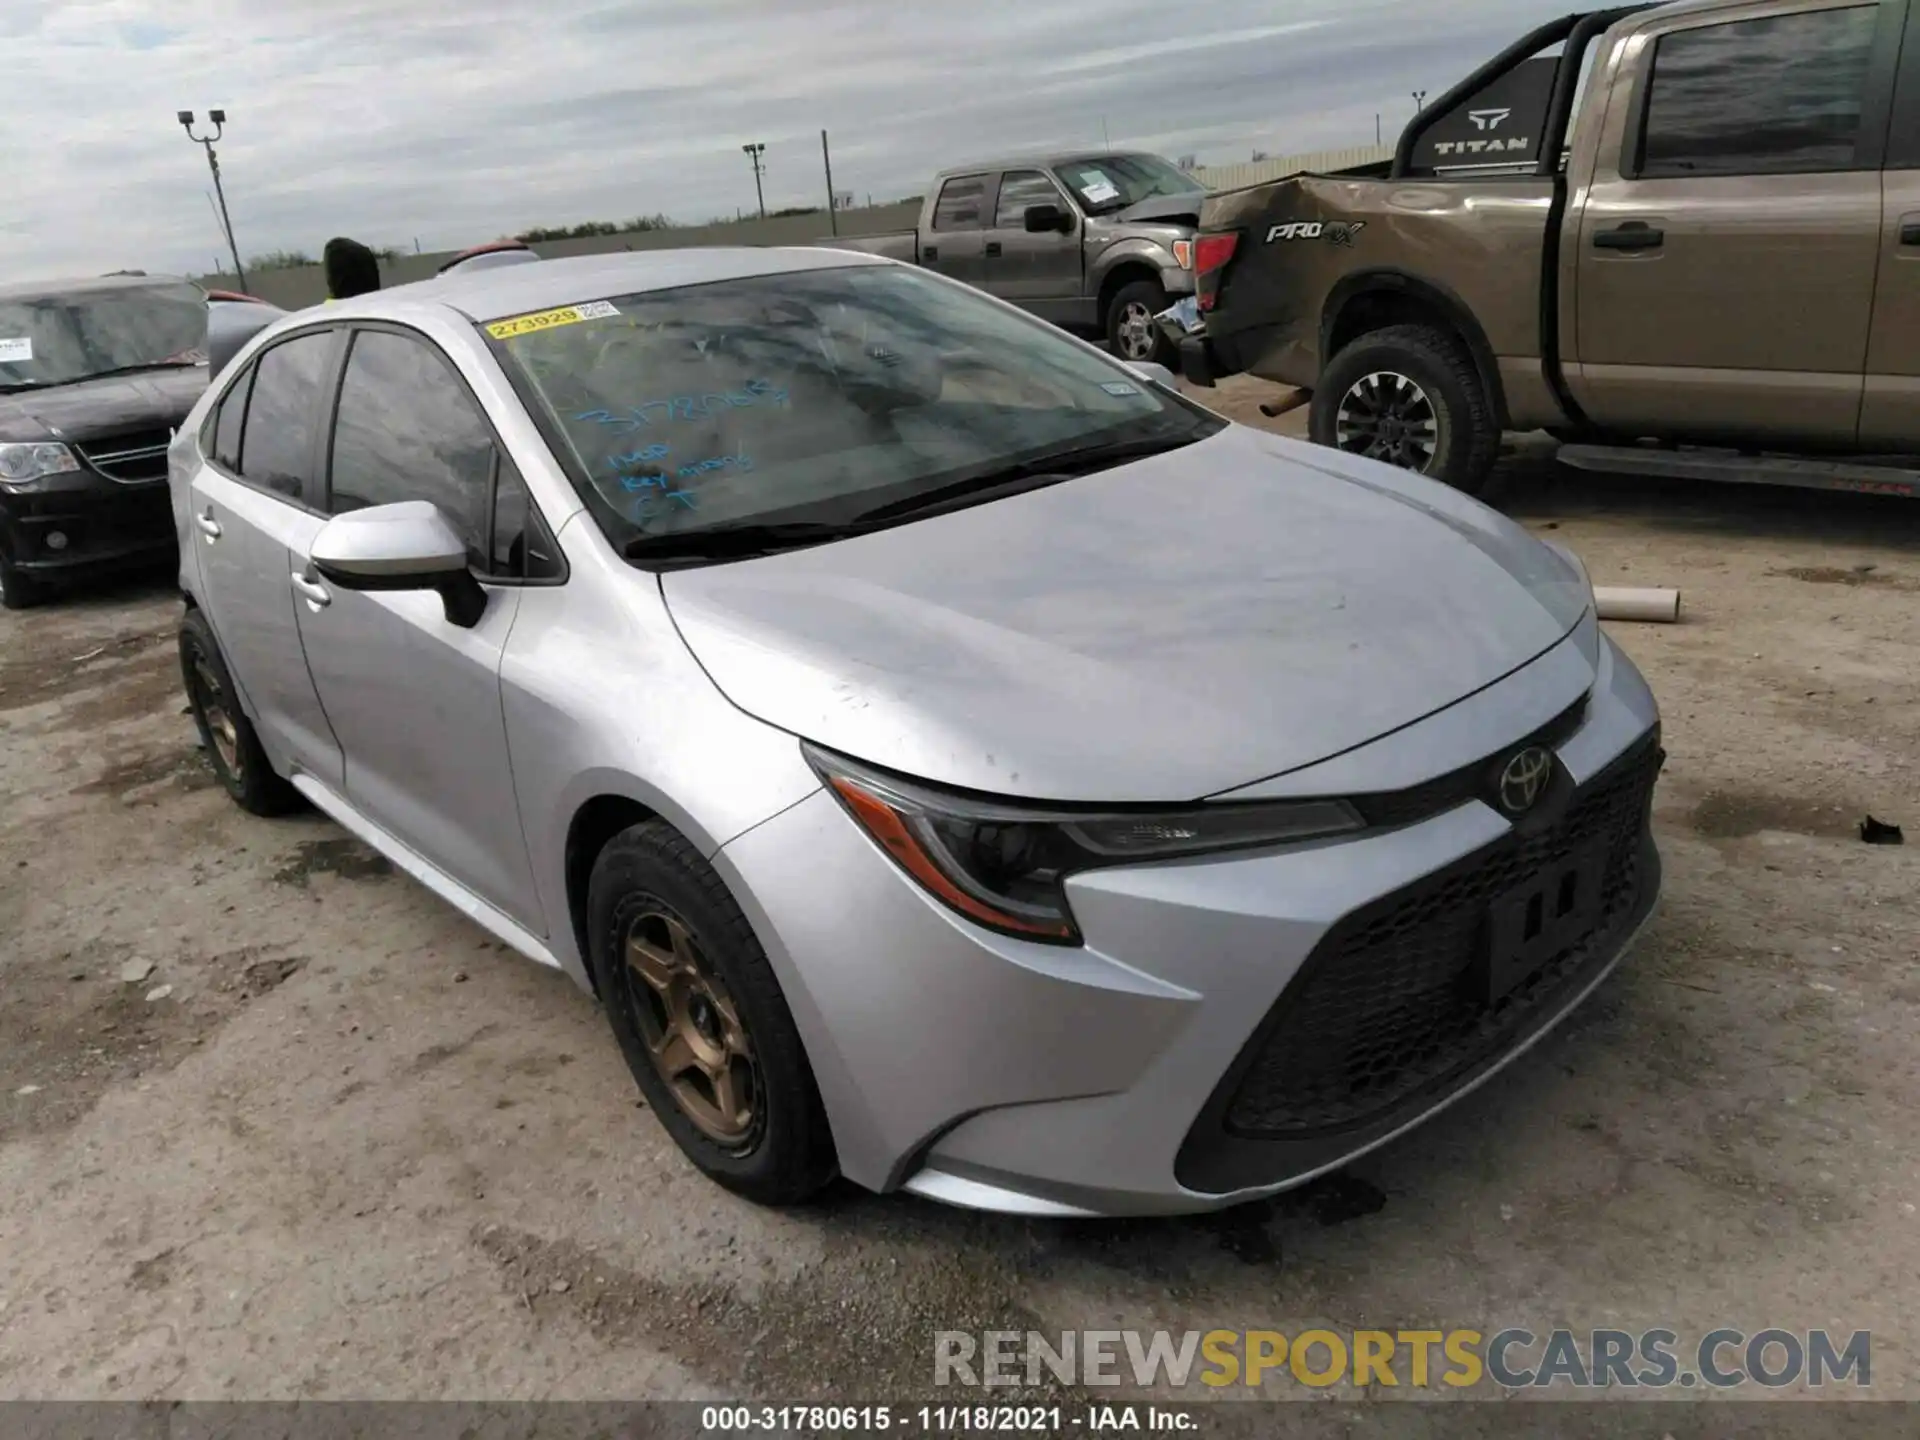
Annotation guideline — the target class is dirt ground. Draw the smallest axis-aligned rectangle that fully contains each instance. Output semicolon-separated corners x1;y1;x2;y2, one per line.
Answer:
1;380;1917;1406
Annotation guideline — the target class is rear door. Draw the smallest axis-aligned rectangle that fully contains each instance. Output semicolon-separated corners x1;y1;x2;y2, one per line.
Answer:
923;174;989;286
1862;0;1920;447
1568;0;1895;441
188;329;344;786
293;324;554;930
981;168;1084;314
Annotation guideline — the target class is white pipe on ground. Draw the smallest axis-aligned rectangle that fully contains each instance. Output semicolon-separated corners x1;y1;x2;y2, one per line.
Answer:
1594;586;1681;623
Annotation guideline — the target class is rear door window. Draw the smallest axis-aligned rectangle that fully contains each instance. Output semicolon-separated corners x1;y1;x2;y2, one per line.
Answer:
931;176;987;230
1636;7;1879;177
238;332;335;501
211;365;253;472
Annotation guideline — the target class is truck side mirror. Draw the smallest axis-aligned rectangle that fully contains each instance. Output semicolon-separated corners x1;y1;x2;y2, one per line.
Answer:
1024;204;1073;235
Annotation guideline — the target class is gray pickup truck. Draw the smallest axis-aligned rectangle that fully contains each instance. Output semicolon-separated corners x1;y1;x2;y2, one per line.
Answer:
1182;0;1920;501
819;152;1202;364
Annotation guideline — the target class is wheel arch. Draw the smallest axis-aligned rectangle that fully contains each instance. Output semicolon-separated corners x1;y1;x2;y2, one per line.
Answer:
1095;257;1168;333
563;792;663;995
1320;271;1509;431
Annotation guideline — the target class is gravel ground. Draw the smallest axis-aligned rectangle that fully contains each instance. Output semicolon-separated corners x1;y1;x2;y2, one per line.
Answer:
1;380;1916;1406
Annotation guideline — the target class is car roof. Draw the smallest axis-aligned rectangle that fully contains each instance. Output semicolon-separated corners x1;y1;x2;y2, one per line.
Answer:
326;246;887;325
0;272;196;301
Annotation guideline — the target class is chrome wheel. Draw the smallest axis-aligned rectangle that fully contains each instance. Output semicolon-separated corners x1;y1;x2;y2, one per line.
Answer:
623;909;760;1148
1114;300;1158;360
187;646;241;775
1335;371;1440;472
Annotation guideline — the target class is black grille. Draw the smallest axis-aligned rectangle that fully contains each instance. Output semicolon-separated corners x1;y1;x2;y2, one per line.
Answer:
1219;735;1662;1140
77;430;172;484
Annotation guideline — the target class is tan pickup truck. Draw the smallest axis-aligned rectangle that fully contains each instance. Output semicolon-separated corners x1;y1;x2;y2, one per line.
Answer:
1180;0;1920;500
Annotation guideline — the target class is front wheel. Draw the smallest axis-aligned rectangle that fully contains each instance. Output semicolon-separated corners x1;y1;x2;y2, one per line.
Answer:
1105;278;1175;366
587;820;836;1206
1310;323;1499;495
0;552;46;611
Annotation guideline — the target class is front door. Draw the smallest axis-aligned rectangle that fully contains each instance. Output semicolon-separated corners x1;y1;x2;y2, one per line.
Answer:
1568;0;1891;441
982;169;1085;320
293;325;548;932
1861;28;1920;449
188;329;344;787
923;174;989;286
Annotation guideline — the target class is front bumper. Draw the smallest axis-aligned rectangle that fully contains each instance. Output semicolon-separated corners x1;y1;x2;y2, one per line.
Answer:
715;629;1663;1217
0;478;176;580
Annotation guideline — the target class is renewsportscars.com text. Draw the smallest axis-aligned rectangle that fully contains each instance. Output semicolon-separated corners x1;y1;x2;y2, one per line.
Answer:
933;1327;1871;1391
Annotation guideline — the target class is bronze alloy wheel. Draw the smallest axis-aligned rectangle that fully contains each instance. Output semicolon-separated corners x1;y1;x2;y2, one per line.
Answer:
189;647;242;776
623;908;761;1148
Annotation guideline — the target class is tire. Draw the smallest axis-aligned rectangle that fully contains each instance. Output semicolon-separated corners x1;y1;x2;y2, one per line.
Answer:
587;819;836;1205
178;607;302;816
1105;277;1174;366
0;552;46;611
1310;323;1500;496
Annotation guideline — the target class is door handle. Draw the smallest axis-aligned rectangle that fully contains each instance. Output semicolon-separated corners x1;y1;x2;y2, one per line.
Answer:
923;245;939;262
194;509;222;540
1900;221;1920;246
291;572;331;608
985;241;1003;258
1593;221;1664;251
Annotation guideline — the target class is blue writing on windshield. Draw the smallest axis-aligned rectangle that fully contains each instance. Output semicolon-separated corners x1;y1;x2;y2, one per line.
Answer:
608;443;671;473
676;452;754;480
575;378;788;432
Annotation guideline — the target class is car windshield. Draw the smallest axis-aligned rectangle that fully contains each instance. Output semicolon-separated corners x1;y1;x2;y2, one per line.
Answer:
486;263;1221;555
0;281;208;390
1051;154;1204;216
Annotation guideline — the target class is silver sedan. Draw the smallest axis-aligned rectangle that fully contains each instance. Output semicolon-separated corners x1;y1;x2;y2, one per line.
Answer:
167;248;1662;1217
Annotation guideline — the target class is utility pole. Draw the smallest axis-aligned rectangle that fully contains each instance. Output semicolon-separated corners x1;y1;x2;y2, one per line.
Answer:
179;109;246;289
1375;113;1382;146
742;142;767;221
1101;116;1111;148
821;130;838;236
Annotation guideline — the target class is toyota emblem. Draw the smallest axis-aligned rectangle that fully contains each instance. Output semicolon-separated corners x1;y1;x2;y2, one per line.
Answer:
1497;746;1554;814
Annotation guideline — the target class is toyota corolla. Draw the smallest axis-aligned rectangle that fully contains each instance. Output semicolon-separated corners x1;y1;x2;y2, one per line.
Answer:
167;248;1662;1216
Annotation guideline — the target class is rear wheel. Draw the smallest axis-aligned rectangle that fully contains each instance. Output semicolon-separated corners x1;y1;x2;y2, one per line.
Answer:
179;607;302;815
1310;323;1499;495
0;553;46;611
1105;277;1174;366
587;819;836;1205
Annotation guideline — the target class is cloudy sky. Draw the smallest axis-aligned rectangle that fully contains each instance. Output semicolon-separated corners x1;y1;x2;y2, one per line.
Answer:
4;0;1567;280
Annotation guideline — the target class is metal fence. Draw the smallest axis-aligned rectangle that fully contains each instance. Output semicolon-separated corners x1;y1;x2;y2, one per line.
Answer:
1190;146;1393;193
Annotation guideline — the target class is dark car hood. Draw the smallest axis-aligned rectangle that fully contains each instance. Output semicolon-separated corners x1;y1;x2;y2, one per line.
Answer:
1115;193;1206;225
0;367;206;443
662;425;1592;802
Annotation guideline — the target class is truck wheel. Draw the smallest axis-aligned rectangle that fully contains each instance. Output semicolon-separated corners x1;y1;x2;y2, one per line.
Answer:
1106;278;1173;365
1310;324;1499;495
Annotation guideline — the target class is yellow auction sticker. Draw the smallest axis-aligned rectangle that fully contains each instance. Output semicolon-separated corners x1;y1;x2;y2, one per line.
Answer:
485;299;619;340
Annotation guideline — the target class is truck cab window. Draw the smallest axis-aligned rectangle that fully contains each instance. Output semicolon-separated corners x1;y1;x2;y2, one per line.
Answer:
1637;7;1878;177
994;171;1065;227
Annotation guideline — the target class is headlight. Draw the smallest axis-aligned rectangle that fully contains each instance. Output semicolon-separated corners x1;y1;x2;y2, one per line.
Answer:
0;441;80;489
807;746;1363;944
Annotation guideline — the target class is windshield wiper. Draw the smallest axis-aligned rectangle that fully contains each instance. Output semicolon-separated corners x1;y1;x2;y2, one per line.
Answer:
623;519;864;565
851;432;1202;525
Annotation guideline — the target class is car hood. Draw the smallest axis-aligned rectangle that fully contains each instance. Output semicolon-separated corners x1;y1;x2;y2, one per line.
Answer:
0;367;206;443
1114;194;1206;226
661;426;1590;802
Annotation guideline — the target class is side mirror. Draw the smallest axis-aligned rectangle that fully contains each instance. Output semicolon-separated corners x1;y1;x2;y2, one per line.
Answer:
1124;361;1179;389
1024;203;1073;235
309;500;487;628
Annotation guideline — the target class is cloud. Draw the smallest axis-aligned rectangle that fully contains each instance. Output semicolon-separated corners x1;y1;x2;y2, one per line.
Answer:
1;0;1564;280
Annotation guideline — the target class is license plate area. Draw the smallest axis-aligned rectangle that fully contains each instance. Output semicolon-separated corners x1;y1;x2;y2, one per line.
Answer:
1479;842;1608;1002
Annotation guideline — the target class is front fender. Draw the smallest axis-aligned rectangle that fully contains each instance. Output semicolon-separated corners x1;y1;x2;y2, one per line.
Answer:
1090;236;1193;296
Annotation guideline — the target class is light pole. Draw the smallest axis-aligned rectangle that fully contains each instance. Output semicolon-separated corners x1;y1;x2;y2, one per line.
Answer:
180;109;246;289
1411;90;1428;113
742;142;767;221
